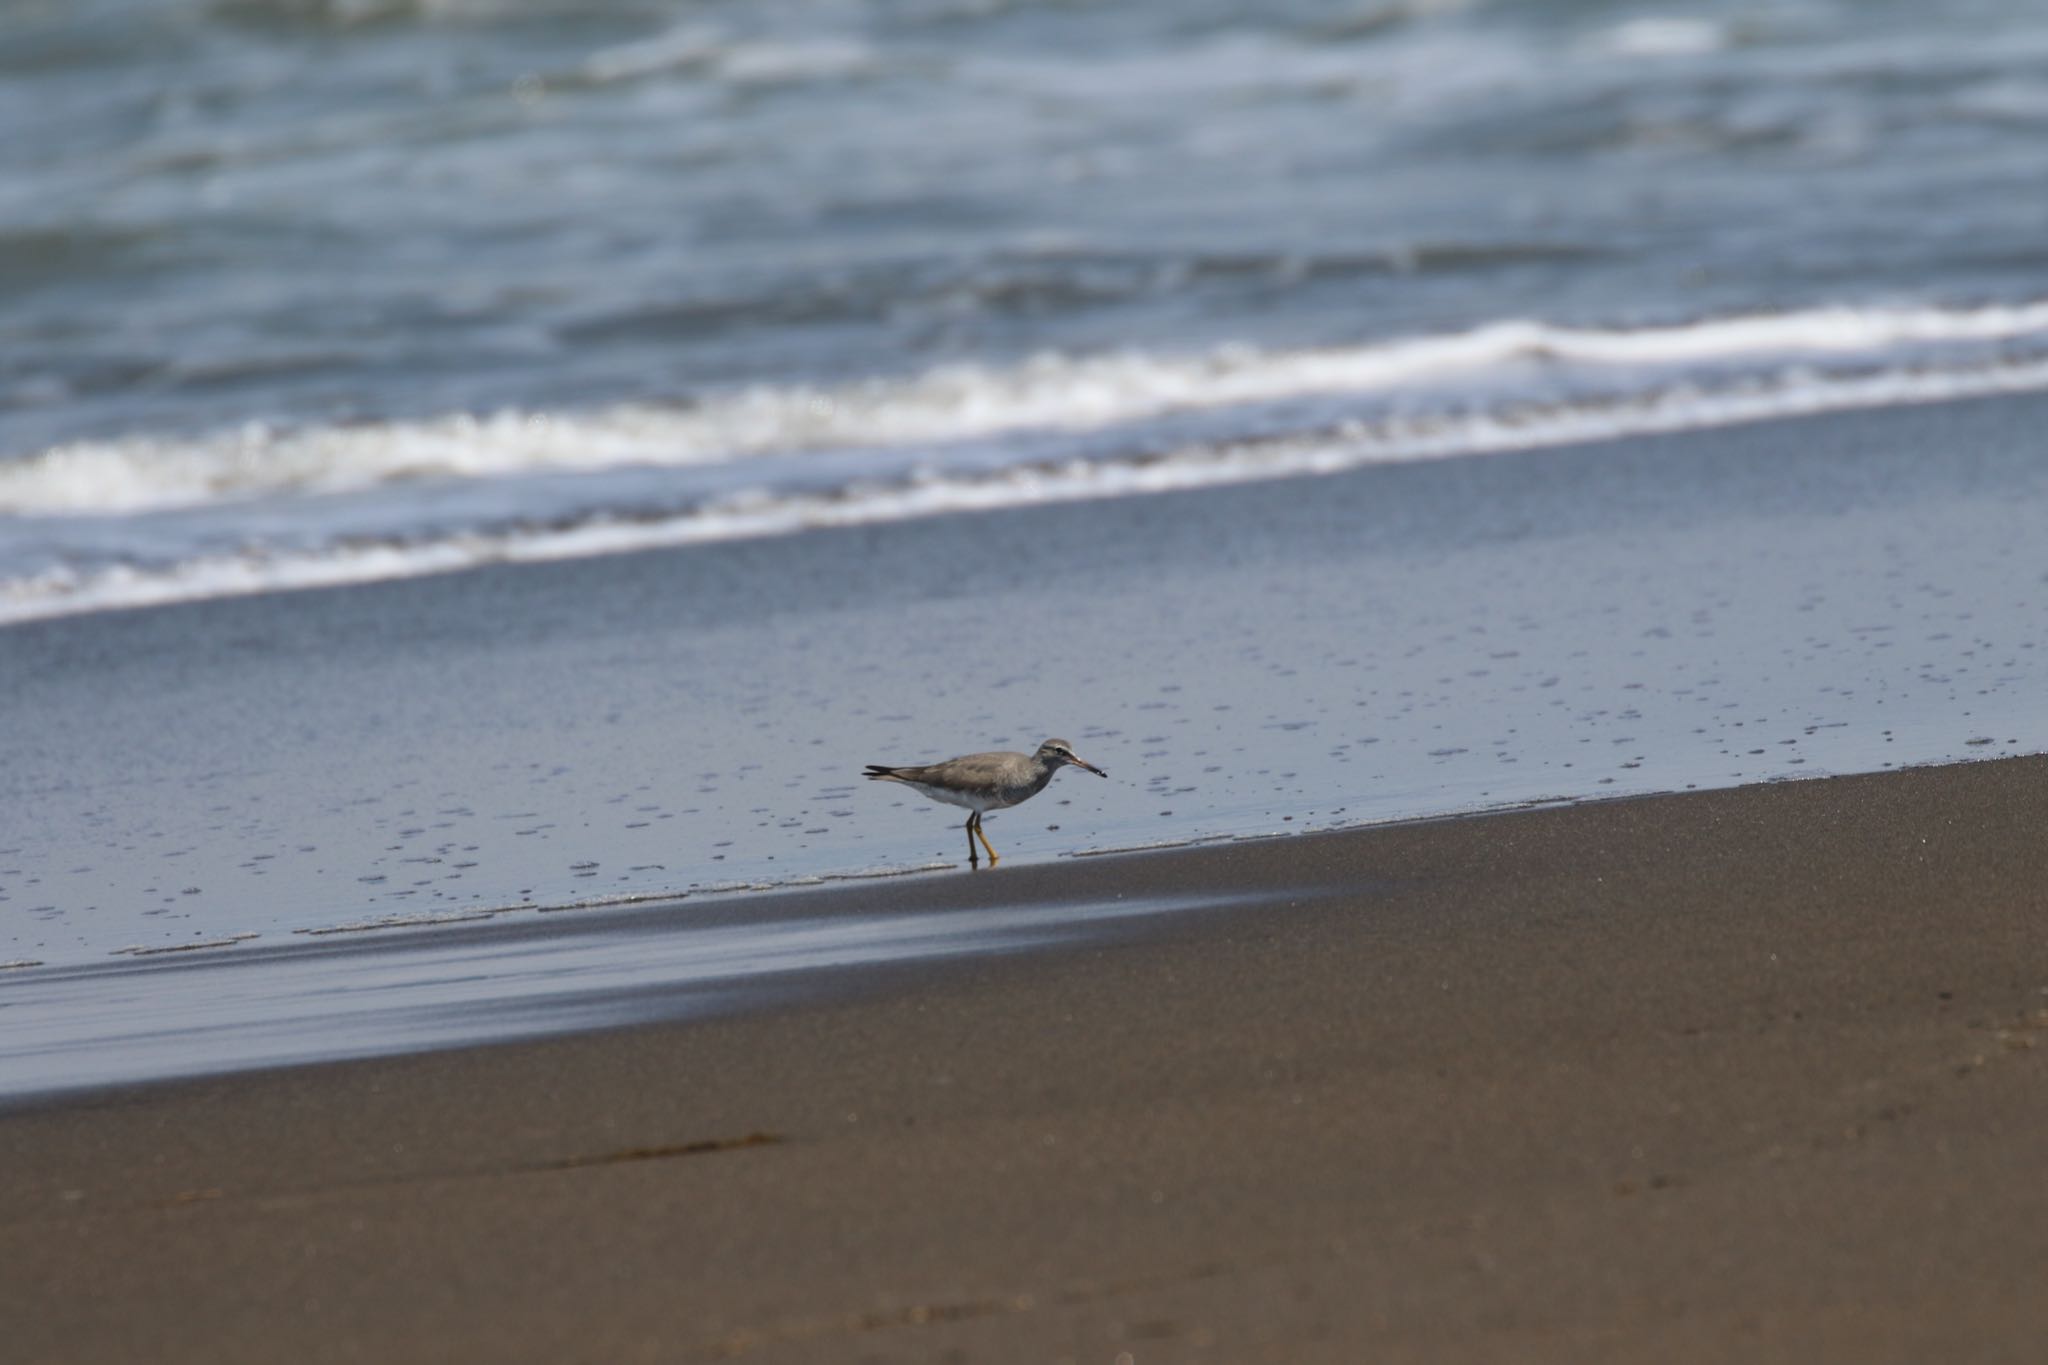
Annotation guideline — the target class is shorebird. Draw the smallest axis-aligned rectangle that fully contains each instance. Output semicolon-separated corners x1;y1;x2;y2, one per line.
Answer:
865;738;1107;865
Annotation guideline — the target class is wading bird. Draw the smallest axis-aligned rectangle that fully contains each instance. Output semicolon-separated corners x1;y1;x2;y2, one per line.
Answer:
865;738;1107;865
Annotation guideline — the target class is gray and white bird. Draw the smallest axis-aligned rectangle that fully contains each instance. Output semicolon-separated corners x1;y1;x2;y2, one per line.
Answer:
864;737;1107;865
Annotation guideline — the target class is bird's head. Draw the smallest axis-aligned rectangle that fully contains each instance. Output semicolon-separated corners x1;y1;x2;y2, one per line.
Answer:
1037;738;1107;777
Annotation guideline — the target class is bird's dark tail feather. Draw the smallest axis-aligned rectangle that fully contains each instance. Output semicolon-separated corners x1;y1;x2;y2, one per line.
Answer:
863;764;899;779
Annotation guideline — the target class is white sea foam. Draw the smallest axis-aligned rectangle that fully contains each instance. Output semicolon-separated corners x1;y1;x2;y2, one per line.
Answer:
1590;17;1729;58
7;299;2048;623
10;298;2048;519
581;23;727;83
582;23;879;87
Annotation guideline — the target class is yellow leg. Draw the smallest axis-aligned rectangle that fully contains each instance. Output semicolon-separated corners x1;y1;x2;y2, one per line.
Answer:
972;812;1000;865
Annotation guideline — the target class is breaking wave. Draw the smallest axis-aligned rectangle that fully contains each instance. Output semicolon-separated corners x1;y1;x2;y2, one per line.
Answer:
7;297;2048;623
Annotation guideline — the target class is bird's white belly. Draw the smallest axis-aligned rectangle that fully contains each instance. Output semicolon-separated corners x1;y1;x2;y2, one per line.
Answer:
903;781;1004;813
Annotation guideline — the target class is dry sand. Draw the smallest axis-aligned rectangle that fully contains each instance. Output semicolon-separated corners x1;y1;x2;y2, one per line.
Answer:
6;755;2048;1363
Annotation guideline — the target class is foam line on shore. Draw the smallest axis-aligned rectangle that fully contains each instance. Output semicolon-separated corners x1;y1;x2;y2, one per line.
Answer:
11;297;2048;518
9;331;2048;624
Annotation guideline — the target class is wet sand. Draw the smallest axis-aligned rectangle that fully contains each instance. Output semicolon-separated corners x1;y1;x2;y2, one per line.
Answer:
7;754;2048;1364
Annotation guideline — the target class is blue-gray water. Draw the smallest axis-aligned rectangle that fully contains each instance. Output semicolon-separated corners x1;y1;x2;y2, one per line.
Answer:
6;0;2048;615
7;389;2046;959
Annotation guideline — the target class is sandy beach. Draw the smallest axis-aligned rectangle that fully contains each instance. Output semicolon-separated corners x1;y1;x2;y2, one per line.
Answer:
8;753;2047;1363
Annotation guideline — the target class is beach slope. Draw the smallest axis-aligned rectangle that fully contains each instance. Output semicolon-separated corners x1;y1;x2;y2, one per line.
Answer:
6;756;2048;1363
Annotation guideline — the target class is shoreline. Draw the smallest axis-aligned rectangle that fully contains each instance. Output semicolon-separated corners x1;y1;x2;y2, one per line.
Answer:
7;753;2048;1360
3;748;2032;1107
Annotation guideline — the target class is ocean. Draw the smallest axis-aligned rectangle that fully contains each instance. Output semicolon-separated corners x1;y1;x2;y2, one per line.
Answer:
8;0;2048;617
5;0;2048;1095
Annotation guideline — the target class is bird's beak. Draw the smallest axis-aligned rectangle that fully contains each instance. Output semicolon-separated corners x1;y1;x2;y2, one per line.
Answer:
1068;753;1107;777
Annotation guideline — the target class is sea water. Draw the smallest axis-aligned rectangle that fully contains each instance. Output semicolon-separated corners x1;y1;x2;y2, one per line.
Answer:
7;0;2048;616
